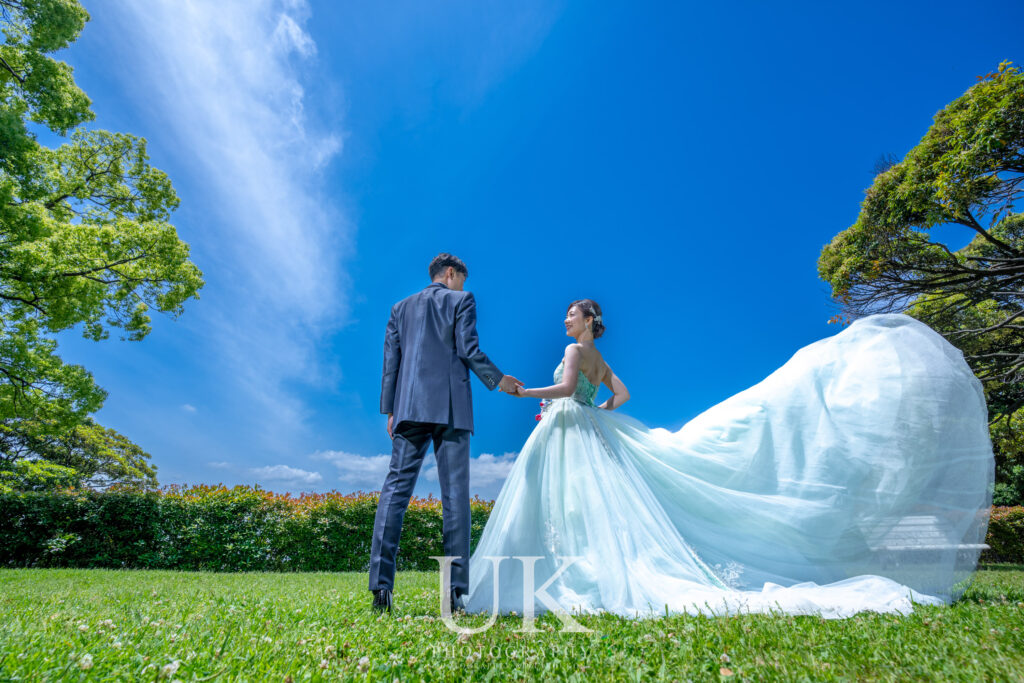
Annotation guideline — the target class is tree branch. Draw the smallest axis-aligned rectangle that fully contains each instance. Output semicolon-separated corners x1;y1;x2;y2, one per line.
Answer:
951;209;1020;255
0;55;25;84
58;254;146;278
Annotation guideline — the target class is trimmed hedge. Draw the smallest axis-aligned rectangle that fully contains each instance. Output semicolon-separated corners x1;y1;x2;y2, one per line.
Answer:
0;485;493;572
981;506;1024;563
1;485;1021;570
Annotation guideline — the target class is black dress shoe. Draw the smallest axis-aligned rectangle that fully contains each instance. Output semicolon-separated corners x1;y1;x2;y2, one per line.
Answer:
372;588;392;613
449;590;465;614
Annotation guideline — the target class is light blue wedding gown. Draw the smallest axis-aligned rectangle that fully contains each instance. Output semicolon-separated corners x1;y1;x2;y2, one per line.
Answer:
463;314;994;619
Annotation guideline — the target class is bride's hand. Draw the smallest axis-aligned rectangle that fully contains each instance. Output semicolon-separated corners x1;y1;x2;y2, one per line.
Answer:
513;385;529;398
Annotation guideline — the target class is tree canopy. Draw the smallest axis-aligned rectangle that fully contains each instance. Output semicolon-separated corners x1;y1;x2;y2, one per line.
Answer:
0;415;157;491
819;61;1024;501
0;0;203;488
819;61;1023;410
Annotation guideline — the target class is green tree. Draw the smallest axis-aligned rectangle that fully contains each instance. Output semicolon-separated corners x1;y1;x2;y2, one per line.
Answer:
0;415;157;491
0;0;203;487
818;61;1023;501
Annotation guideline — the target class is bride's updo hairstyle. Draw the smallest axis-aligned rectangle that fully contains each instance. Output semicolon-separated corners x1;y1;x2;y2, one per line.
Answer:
568;299;605;339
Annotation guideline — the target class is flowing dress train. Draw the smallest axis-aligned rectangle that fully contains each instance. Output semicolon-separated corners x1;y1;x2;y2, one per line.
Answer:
463;314;994;619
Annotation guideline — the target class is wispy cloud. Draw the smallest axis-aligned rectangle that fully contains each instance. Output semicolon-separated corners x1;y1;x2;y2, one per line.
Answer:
107;0;349;452
250;464;323;486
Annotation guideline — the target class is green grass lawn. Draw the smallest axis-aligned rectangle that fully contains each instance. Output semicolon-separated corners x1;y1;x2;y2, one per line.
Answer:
1;566;1022;681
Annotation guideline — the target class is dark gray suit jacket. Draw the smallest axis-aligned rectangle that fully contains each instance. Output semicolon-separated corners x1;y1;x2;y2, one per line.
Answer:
380;282;503;434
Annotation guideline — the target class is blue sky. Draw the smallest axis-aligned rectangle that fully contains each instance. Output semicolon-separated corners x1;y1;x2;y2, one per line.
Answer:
50;0;1021;500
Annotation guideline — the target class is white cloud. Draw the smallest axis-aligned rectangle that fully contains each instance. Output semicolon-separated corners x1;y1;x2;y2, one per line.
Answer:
208;461;232;469
311;448;516;498
107;0;349;452
250;464;323;485
469;452;518;487
311;450;408;491
181;404;197;413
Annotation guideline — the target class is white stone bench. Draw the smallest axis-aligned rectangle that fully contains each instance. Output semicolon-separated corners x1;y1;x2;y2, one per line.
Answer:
863;515;989;567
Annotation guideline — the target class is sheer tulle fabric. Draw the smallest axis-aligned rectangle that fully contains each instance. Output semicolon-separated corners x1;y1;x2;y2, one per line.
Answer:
464;314;994;619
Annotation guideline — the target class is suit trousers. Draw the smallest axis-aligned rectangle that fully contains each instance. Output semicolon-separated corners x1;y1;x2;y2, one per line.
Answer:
368;420;472;596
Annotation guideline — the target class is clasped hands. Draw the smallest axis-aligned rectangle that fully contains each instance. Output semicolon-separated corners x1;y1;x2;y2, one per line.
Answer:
499;375;529;397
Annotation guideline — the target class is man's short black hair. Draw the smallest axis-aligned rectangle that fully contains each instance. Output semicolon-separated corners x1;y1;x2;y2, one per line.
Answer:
429;253;469;280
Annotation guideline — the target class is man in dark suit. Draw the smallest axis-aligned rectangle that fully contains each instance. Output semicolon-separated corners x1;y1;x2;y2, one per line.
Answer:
370;253;521;614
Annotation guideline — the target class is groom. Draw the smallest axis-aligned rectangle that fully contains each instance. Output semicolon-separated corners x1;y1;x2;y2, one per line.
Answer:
369;253;521;614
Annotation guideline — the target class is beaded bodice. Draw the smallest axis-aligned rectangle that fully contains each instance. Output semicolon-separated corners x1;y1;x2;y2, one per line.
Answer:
553;360;599;406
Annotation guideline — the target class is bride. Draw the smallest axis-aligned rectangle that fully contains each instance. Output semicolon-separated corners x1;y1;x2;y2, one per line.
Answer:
462;299;994;619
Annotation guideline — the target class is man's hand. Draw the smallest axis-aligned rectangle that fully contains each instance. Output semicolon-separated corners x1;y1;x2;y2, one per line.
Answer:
387;413;394;440
499;374;524;395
